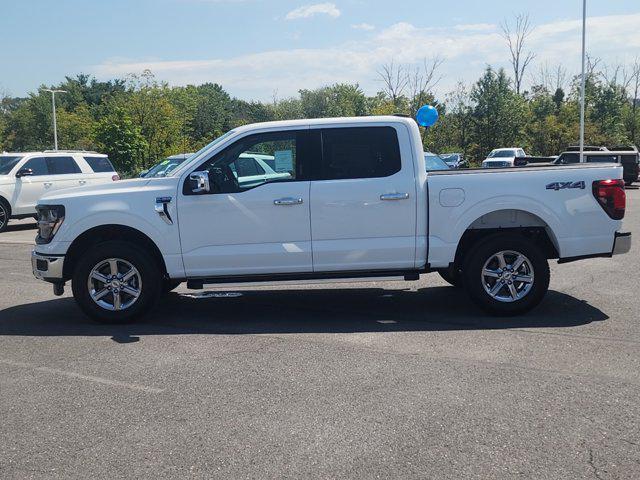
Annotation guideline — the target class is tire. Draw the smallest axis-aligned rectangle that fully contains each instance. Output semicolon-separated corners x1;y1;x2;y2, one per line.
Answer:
162;279;181;294
71;241;162;323
0;199;10;233
437;267;460;287
463;233;550;316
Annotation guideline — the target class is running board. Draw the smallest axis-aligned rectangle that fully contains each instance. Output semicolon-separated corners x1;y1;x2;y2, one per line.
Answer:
186;270;421;289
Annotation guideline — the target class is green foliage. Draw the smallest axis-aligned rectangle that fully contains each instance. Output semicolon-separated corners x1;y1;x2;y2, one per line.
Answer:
94;106;147;175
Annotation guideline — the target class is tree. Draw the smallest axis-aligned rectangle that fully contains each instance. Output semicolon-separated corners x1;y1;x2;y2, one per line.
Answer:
470;67;527;157
501;13;535;95
95;106;147;174
377;59;409;107
408;56;445;115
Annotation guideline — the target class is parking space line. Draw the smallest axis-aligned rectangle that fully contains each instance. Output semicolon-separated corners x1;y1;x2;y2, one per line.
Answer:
0;359;164;394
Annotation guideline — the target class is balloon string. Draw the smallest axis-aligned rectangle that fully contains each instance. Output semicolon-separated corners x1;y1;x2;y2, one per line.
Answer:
422;126;428;150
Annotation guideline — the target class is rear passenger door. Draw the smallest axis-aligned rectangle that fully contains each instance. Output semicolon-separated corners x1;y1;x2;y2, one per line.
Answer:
46;156;84;190
310;125;417;272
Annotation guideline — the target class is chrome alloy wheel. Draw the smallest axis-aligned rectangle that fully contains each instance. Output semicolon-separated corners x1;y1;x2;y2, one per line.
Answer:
481;250;534;303
87;258;142;311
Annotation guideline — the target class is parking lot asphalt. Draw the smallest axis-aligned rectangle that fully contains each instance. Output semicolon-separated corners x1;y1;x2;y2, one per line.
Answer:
0;188;639;479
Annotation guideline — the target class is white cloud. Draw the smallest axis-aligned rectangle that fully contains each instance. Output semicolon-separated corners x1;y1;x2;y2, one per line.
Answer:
91;13;640;101
351;23;375;31
454;23;497;32
285;3;340;21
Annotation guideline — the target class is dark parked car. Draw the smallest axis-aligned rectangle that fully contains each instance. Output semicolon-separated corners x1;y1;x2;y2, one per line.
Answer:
552;148;639;185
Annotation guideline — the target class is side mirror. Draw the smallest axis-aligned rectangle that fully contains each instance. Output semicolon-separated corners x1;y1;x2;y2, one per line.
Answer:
139;170;148;178
189;171;210;194
15;168;33;178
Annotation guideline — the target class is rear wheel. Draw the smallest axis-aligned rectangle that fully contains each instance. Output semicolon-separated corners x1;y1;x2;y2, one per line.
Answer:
72;241;162;323
463;234;549;316
0;200;10;233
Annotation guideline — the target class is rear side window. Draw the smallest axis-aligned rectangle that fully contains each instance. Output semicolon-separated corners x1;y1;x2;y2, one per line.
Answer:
84;156;115;173
48;156;81;174
586;155;619;163
22;157;49;176
559;153;579;164
320;127;401;180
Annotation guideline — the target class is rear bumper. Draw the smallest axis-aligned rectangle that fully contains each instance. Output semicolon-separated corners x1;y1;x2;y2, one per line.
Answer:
558;231;631;264
612;231;632;256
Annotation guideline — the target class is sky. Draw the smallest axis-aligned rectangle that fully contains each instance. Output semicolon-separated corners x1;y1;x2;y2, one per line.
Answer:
1;0;639;101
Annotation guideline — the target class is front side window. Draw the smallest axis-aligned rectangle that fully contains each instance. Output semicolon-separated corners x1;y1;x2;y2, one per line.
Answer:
319;126;401;180
22;157;49;176
186;130;304;194
48;156;81;175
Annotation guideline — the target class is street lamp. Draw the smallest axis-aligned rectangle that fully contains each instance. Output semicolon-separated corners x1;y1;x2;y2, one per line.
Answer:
43;89;67;151
579;0;587;162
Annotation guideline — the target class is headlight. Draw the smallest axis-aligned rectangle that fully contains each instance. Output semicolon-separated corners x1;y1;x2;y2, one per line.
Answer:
35;205;65;244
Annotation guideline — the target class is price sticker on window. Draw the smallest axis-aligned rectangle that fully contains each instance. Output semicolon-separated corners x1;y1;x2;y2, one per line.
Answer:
274;150;294;173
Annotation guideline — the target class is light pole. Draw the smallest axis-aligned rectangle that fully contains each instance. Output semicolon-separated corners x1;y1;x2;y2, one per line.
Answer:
579;0;587;162
43;89;67;151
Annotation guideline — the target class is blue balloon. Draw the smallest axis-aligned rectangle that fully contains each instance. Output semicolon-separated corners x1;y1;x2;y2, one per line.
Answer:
416;105;439;127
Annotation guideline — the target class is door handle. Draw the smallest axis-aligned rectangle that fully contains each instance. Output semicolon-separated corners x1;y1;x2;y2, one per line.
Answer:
380;193;409;201
43;182;53;188
78;180;87;185
274;197;303;206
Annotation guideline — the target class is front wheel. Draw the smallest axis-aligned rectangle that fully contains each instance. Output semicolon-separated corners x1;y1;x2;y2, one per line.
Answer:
72;241;162;323
463;234;550;316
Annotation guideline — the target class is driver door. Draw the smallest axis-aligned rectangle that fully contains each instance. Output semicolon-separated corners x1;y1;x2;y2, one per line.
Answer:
12;157;51;214
177;129;314;277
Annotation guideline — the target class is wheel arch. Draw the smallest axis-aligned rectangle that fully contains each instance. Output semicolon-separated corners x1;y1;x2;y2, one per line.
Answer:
451;209;560;271
63;224;168;280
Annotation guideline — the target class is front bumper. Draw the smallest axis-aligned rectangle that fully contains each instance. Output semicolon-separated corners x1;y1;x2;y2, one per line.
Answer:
32;251;65;282
612;232;632;255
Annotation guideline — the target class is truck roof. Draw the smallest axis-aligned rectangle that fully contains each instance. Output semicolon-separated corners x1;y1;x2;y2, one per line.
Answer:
232;115;416;134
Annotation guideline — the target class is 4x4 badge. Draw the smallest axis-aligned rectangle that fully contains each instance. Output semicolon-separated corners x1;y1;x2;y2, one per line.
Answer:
546;181;585;191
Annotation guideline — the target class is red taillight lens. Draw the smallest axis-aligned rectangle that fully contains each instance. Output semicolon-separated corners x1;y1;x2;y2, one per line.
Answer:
592;179;626;220
112;174;120;181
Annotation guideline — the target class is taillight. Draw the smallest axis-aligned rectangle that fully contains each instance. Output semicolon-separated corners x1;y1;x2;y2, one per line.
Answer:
592;179;625;220
112;174;120;181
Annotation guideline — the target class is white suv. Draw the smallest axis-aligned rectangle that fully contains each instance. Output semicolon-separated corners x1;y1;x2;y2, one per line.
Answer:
0;151;119;232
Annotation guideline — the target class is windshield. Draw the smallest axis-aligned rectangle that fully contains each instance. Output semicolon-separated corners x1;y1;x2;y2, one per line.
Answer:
439;153;460;165
0;156;23;175
144;156;189;178
424;154;451;171
488;150;517;158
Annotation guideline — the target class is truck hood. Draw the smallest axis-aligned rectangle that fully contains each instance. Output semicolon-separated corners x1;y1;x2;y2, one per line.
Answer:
38;177;176;203
0;175;12;186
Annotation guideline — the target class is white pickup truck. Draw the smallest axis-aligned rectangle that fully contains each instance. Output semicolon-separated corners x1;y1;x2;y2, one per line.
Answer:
31;116;631;323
